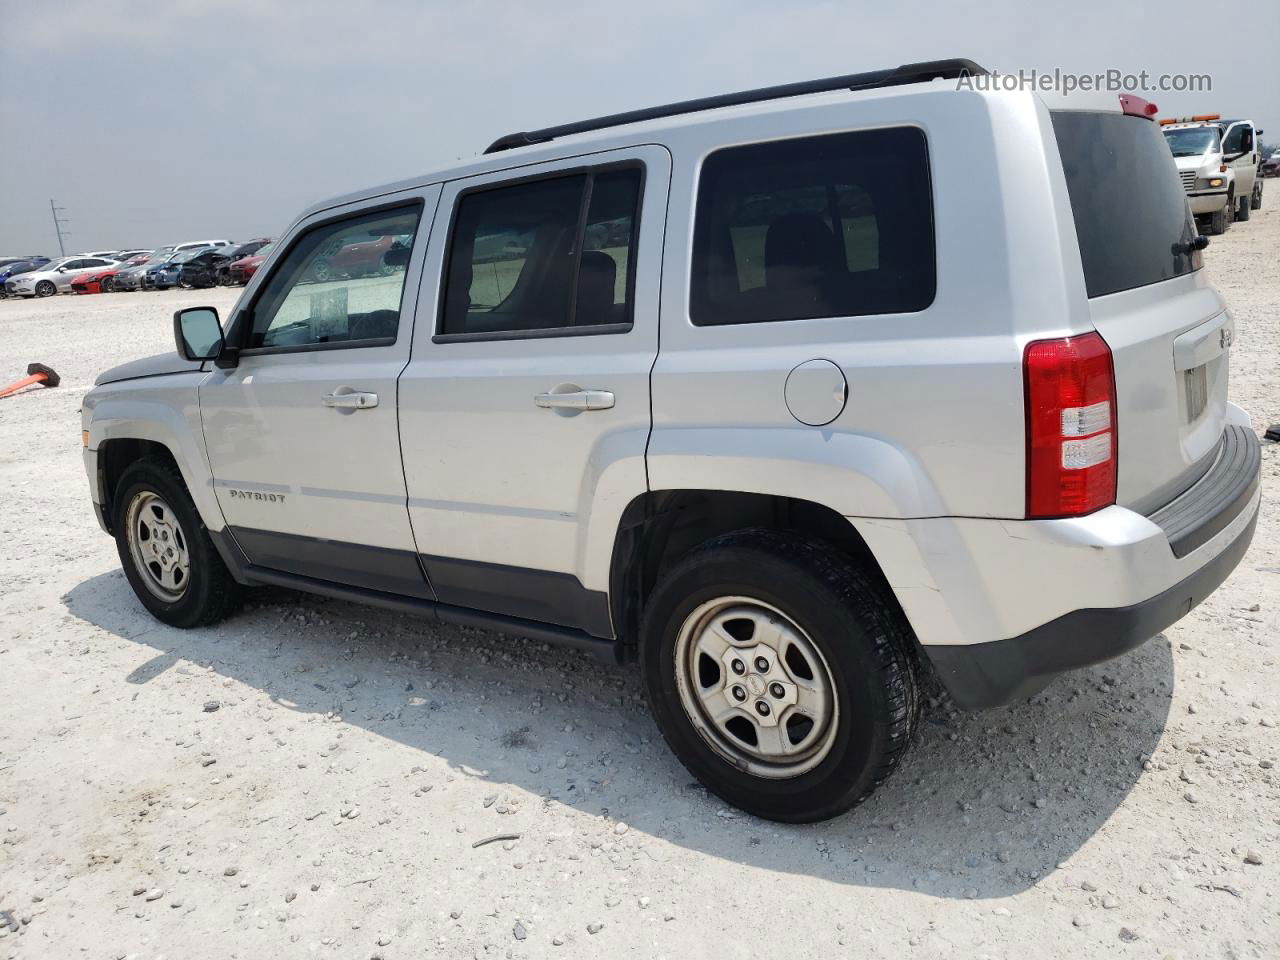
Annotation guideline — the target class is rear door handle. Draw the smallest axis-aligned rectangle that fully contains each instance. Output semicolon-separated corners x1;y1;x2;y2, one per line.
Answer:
322;390;379;409
534;389;615;411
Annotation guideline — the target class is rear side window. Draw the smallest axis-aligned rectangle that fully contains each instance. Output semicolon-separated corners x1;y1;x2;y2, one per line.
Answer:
690;127;935;326
439;166;642;338
1052;111;1200;298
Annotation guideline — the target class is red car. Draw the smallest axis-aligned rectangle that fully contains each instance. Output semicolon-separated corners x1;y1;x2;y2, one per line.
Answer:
227;242;273;285
70;254;150;294
311;233;410;281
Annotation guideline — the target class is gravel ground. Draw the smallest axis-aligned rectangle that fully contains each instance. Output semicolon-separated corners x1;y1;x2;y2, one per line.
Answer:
0;207;1276;959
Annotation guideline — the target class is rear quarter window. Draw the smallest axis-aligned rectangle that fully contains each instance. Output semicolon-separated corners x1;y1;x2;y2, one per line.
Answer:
1052;111;1200;298
690;127;935;325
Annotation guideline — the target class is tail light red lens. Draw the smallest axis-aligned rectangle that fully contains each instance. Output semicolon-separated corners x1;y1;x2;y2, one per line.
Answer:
1024;331;1117;519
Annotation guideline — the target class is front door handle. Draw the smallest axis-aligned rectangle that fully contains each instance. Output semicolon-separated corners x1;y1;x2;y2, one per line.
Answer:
535;389;615;411
322;390;379;409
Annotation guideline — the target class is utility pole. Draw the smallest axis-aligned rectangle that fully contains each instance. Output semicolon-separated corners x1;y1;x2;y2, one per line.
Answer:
49;199;70;256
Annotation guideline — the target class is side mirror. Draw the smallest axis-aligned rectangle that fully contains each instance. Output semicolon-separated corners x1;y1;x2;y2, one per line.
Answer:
383;246;411;267
174;307;224;361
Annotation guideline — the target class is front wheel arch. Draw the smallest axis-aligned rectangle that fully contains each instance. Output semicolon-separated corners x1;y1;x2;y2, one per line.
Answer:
98;438;184;536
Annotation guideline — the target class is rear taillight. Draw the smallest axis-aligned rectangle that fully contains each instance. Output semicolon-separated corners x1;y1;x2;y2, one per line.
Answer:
1024;331;1117;519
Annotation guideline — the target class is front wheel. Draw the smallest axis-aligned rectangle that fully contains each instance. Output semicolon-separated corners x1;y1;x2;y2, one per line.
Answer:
35;280;56;297
1235;194;1251;222
1208;200;1228;235
113;460;242;628
640;530;919;822
1251;181;1263;210
101;276;114;293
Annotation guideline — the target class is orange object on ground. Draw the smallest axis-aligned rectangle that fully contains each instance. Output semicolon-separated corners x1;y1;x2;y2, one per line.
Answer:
0;363;60;399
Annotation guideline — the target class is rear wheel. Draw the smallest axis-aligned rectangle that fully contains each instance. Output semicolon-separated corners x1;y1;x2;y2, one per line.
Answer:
35;280;56;297
113;460;242;628
640;530;919;822
311;259;332;282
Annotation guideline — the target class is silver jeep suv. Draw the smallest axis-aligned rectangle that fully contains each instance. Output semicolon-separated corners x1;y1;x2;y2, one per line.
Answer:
83;60;1261;822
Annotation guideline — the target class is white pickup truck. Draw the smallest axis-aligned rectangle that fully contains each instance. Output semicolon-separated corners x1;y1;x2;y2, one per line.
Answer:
1162;114;1265;233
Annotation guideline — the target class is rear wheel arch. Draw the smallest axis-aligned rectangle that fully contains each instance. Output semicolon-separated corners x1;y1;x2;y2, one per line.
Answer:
608;490;903;651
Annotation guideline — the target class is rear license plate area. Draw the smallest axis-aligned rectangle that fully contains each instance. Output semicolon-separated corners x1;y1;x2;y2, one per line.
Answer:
1184;365;1208;422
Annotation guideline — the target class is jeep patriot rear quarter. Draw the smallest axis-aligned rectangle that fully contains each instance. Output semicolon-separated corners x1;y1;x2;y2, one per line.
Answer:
83;60;1260;822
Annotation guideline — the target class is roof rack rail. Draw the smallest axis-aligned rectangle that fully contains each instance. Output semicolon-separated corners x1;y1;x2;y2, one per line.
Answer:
484;58;986;154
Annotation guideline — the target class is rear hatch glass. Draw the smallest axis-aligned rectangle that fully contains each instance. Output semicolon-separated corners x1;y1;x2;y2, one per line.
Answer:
1051;110;1228;515
1052;110;1201;297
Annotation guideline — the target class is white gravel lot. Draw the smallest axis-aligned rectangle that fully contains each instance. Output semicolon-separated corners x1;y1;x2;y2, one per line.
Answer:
0;207;1276;959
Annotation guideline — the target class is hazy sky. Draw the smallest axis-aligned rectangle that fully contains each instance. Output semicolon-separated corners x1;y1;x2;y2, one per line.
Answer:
2;0;1276;253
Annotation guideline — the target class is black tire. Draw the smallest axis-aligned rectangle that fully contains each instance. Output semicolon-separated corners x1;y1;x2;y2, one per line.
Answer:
311;259;332;282
112;459;242;628
1235;194;1250;222
640;530;920;822
1208;202;1227;235
101;276;114;293
1251;181;1263;211
35;280;56;297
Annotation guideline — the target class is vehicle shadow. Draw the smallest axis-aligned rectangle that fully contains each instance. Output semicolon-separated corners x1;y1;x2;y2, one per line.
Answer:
63;569;1174;899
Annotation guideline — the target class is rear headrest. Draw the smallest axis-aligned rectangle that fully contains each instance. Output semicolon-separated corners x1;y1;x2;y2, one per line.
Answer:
765;212;840;278
576;251;617;325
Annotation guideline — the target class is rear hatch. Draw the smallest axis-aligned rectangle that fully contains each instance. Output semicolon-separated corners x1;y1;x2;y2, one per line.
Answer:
1052;109;1231;515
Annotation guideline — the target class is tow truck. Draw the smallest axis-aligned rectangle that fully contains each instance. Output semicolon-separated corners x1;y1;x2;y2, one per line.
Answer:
1160;114;1264;233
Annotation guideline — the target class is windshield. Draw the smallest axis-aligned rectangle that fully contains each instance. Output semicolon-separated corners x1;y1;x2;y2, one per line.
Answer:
170;249;206;264
1163;127;1221;157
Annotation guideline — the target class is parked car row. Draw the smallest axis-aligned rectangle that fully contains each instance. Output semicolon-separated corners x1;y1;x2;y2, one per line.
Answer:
1;239;272;298
0;256;52;293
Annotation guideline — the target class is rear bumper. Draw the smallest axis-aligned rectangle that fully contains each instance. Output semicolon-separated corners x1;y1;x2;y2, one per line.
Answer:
928;499;1257;707
853;415;1262;708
